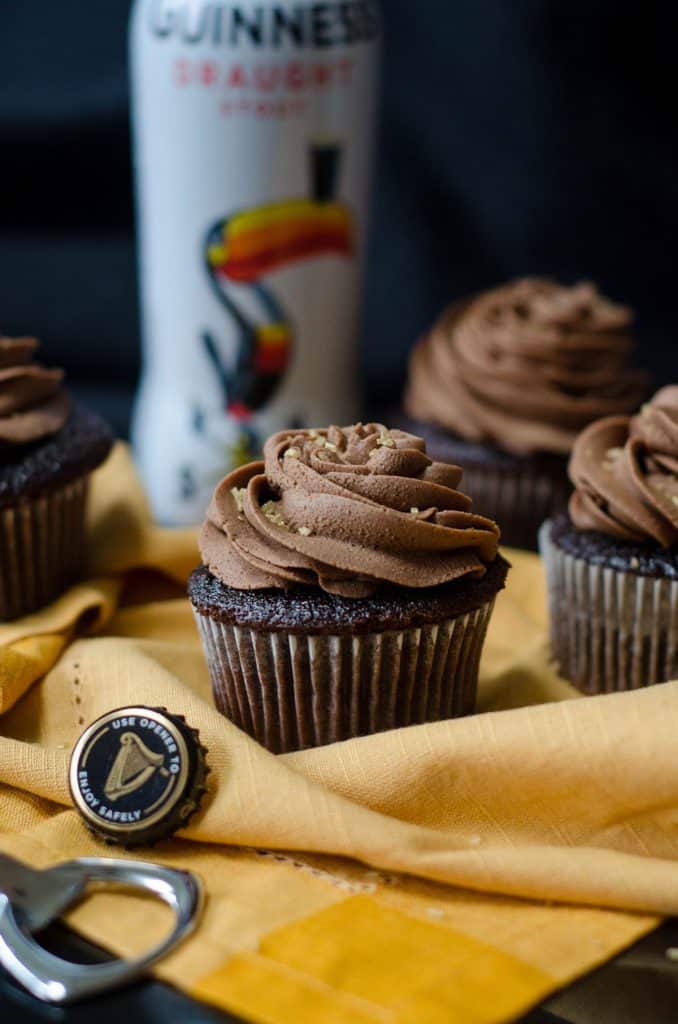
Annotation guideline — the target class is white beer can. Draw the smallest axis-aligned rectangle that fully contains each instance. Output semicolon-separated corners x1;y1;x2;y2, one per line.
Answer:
130;0;381;523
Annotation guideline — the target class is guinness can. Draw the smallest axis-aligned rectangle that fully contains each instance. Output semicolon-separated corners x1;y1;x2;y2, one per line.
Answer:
130;0;381;523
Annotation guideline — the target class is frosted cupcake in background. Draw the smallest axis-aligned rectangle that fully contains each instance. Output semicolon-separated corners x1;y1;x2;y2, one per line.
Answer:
189;423;509;753
402;278;647;549
0;335;113;620
540;387;678;694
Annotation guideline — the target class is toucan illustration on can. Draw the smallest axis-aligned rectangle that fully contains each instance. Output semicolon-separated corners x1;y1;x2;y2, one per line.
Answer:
202;142;354;422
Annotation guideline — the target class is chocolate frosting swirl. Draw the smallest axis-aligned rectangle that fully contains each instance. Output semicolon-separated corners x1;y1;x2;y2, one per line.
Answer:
569;387;678;547
200;424;500;598
405;278;647;456
0;336;70;445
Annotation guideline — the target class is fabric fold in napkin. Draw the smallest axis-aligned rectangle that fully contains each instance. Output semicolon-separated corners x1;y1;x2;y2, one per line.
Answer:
1;444;676;1024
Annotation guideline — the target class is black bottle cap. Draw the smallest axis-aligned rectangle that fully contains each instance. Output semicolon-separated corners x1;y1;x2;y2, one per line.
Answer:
69;706;209;848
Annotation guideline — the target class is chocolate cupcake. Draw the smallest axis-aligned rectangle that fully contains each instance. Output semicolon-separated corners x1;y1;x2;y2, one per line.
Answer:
189;423;509;752
402;278;647;549
0;335;113;620
540;387;678;694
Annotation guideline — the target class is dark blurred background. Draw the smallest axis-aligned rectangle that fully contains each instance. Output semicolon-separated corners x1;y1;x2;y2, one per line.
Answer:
1;1;676;437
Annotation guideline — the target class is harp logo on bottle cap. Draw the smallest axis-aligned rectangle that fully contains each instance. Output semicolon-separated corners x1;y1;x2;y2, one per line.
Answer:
69;706;209;847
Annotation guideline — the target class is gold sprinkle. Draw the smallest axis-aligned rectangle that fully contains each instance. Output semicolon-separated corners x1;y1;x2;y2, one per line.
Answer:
230;486;246;512
376;434;395;448
410;507;419;515
285;447;301;459
629;557;640;570
603;446;623;469
308;430;319;439
324;441;337;452
261;500;289;530
666;947;678;963
298;526;312;536
672;496;678;508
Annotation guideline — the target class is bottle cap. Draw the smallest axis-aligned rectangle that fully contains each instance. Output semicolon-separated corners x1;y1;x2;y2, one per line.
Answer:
69;706;209;848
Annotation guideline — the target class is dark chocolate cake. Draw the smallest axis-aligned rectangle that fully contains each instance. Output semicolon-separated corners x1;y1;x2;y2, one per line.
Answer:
189;554;509;635
549;513;678;581
0;405;113;507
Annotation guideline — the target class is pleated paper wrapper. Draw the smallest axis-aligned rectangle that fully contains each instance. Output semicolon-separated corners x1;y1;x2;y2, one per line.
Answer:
0;477;88;621
193;600;495;753
540;520;678;694
460;462;571;551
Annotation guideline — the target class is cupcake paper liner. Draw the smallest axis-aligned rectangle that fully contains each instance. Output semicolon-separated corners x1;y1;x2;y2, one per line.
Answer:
460;462;571;551
0;476;89;621
193;600;495;753
540;520;678;694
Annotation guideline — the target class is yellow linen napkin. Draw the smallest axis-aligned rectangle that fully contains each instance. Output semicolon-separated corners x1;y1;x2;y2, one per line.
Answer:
1;444;675;1024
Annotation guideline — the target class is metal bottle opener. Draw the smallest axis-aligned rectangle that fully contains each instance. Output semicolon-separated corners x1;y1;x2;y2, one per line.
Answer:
0;851;202;1004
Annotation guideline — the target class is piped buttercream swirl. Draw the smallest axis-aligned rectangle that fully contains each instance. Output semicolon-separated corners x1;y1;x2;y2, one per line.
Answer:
0;336;70;445
569;386;678;547
405;277;647;456
200;423;500;598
